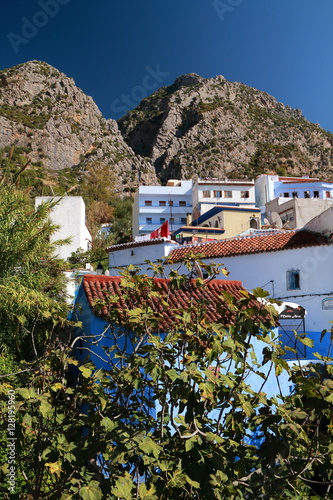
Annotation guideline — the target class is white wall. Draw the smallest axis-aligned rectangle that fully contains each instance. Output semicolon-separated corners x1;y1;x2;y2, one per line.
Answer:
167;244;333;334
35;196;91;261
255;175;278;210
193;179;256;214
132;181;192;237
108;240;179;276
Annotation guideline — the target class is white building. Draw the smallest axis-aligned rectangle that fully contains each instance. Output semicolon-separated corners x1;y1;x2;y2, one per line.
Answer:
132;180;193;238
108;237;179;276
255;174;333;214
35;196;91;261
192;178;256;219
166;229;333;345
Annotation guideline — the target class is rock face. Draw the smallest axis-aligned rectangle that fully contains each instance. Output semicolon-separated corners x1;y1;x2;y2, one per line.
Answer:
118;73;333;183
1;62;333;190
0;60;157;190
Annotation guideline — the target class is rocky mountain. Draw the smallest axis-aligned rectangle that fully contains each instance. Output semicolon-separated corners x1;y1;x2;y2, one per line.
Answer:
0;60;157;192
118;73;333;183
1;62;333;193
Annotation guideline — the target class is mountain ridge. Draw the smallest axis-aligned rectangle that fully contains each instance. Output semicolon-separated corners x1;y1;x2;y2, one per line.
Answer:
1;60;333;194
118;72;333;183
0;60;157;192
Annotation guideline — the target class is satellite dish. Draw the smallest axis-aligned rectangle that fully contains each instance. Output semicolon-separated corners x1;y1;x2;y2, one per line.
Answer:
194;261;204;279
267;212;283;229
263;218;270;225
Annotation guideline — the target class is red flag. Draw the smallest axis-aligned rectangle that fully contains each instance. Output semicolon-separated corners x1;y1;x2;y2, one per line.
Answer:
150;220;169;239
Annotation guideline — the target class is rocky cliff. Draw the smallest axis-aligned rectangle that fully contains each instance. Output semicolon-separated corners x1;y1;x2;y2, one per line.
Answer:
0;60;157;191
1;62;333;191
118;73;333;183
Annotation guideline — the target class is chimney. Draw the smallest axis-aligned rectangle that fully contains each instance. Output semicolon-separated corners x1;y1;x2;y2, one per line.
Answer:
186;212;192;225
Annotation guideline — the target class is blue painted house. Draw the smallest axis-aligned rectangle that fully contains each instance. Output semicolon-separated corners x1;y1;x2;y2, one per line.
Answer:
71;274;307;399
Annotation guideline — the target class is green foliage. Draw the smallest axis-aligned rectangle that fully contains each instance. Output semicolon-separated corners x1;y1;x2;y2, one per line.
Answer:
79;161;116;206
68;196;134;270
0;103;51;129
0;347;110;499
108;196;133;244
0;183;69;360
1;264;333;498
0;145;79;198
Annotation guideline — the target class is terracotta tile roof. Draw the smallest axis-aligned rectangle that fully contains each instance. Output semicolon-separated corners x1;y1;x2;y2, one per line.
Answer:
168;229;329;263
82;275;263;331
106;237;176;253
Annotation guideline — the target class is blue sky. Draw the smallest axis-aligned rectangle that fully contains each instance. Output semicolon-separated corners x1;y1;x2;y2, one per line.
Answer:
1;0;333;131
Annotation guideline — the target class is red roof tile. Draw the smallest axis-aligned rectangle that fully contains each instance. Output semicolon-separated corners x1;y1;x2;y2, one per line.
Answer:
168;230;329;263
82;275;264;331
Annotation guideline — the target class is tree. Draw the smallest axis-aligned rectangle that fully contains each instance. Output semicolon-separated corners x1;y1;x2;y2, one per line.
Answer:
68;196;134;270
79;161;116;206
0;182;69;361
1;263;332;499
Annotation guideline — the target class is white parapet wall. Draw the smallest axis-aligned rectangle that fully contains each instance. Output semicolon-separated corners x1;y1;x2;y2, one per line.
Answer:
35;196;92;261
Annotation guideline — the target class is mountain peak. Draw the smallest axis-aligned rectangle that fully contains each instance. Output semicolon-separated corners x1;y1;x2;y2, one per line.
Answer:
0;60;157;189
119;73;333;183
173;73;206;89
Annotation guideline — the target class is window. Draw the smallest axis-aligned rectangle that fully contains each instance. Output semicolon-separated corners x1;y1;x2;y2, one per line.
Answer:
224;191;232;198
159;200;166;206
250;218;259;229
292;192;298;198
214;190;222;198
168;200;174;207
179;201;186;207
287;270;300;290
314;191;319;198
160;218;166;224
180;217;187;224
146;218;152;224
326;191;331;199
202;190;211;198
145;200;152;206
241;191;250;198
304;191;310;198
169;217;175;224
283;192;289;198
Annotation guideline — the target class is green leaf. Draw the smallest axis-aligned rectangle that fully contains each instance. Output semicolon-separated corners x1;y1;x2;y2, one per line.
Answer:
185;474;200;488
16;387;37;399
39;397;53;418
79;480;103;500
296;335;314;347
185;436;197;452
100;416;115;432
166;368;179;381
79;365;93;378
111;473;134;499
139;437;161;459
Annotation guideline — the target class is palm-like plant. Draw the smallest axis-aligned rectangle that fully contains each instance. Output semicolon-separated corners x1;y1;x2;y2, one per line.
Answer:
0;182;69;361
